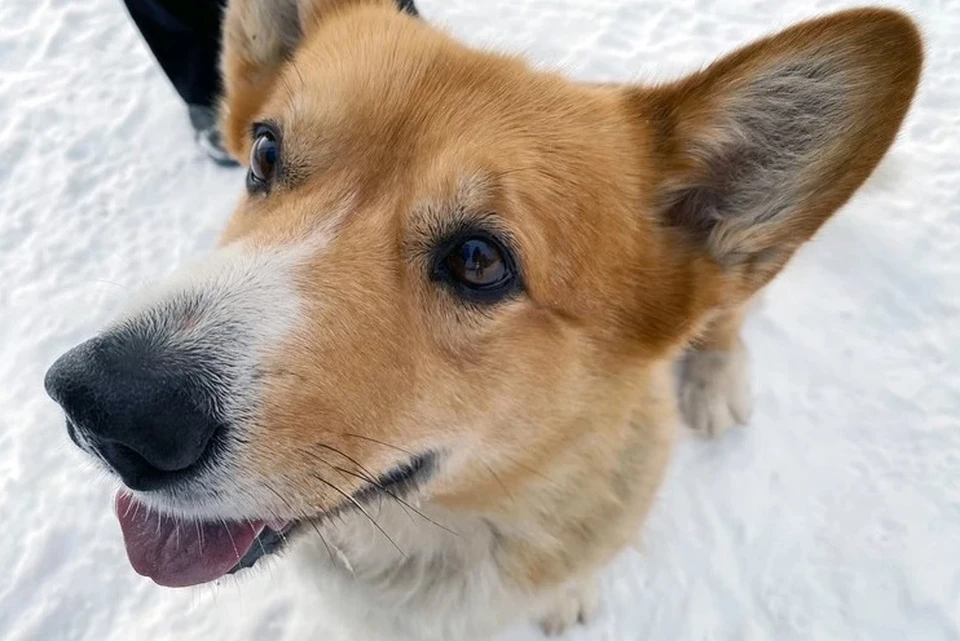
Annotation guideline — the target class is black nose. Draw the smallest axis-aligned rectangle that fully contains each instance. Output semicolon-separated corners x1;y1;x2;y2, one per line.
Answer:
44;335;224;491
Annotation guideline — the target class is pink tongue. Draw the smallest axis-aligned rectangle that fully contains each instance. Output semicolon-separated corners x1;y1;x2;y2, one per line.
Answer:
115;493;265;588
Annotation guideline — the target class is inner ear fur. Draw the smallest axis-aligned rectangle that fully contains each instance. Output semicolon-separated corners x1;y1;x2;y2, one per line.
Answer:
628;8;922;295
218;0;401;160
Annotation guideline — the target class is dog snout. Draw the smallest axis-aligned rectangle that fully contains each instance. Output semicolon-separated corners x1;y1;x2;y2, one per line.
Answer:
44;333;226;492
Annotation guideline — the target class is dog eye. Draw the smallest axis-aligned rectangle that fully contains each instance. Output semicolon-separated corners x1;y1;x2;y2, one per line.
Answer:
447;238;507;287
439;236;518;303
247;128;279;191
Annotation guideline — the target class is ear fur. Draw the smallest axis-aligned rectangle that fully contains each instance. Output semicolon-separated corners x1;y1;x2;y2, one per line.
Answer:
630;8;923;294
218;0;402;160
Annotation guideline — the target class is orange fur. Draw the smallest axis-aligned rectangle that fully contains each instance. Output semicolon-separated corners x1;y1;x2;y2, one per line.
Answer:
214;2;922;634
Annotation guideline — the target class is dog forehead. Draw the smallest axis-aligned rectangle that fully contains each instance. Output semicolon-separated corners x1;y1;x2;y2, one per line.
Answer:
268;19;555;152
234;14;648;299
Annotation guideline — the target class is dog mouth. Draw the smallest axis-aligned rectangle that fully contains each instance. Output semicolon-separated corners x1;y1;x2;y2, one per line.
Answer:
115;453;435;588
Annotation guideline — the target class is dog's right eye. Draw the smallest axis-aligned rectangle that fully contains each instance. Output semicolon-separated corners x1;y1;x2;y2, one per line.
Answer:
247;126;279;192
432;232;521;305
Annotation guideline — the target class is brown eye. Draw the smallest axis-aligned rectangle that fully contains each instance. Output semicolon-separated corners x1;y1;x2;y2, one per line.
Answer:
438;235;519;304
447;238;507;288
247;130;278;191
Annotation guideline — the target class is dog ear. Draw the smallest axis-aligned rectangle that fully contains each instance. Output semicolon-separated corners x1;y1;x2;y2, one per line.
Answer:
629;9;922;300
219;0;406;161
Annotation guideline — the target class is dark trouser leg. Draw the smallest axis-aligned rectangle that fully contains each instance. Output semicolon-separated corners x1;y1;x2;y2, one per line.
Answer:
122;0;226;109
122;0;237;165
124;0;420;107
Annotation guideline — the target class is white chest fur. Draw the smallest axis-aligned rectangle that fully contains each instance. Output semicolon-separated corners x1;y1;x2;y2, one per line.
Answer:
291;500;553;640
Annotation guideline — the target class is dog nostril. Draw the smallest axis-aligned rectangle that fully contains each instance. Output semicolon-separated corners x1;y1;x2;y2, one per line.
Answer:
99;441;171;491
46;336;226;491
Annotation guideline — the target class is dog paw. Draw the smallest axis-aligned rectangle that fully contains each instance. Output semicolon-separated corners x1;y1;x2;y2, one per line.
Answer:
678;341;753;437
538;580;600;637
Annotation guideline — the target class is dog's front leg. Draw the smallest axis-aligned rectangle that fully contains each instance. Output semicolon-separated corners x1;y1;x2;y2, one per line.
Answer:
538;576;601;636
678;303;754;437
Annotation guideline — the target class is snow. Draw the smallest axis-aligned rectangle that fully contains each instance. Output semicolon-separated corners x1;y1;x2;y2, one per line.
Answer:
0;0;957;639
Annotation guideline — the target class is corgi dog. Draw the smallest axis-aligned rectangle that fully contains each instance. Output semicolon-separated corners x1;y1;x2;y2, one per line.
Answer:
45;1;922;638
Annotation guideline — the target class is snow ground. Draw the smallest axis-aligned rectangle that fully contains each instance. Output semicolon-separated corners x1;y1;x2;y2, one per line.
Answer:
0;0;957;639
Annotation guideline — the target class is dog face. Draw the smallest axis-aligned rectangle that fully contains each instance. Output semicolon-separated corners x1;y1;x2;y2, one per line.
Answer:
212;6;701;515
45;0;921;592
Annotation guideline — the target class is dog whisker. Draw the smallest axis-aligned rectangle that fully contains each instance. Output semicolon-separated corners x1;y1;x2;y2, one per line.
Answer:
500;452;561;488
220;517;242;564
311;443;384;491
480;461;514;503
195;520;204;557
310;472;406;558
330;462;459;537
341;431;511;508
121;493;135;520
88;278;130;291
262;479;336;566
340;432;414;456
130;498;141;522
292;59;306;91
303;445;457;534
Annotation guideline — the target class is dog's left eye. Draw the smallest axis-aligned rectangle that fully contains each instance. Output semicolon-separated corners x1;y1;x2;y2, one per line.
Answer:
247;127;279;192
